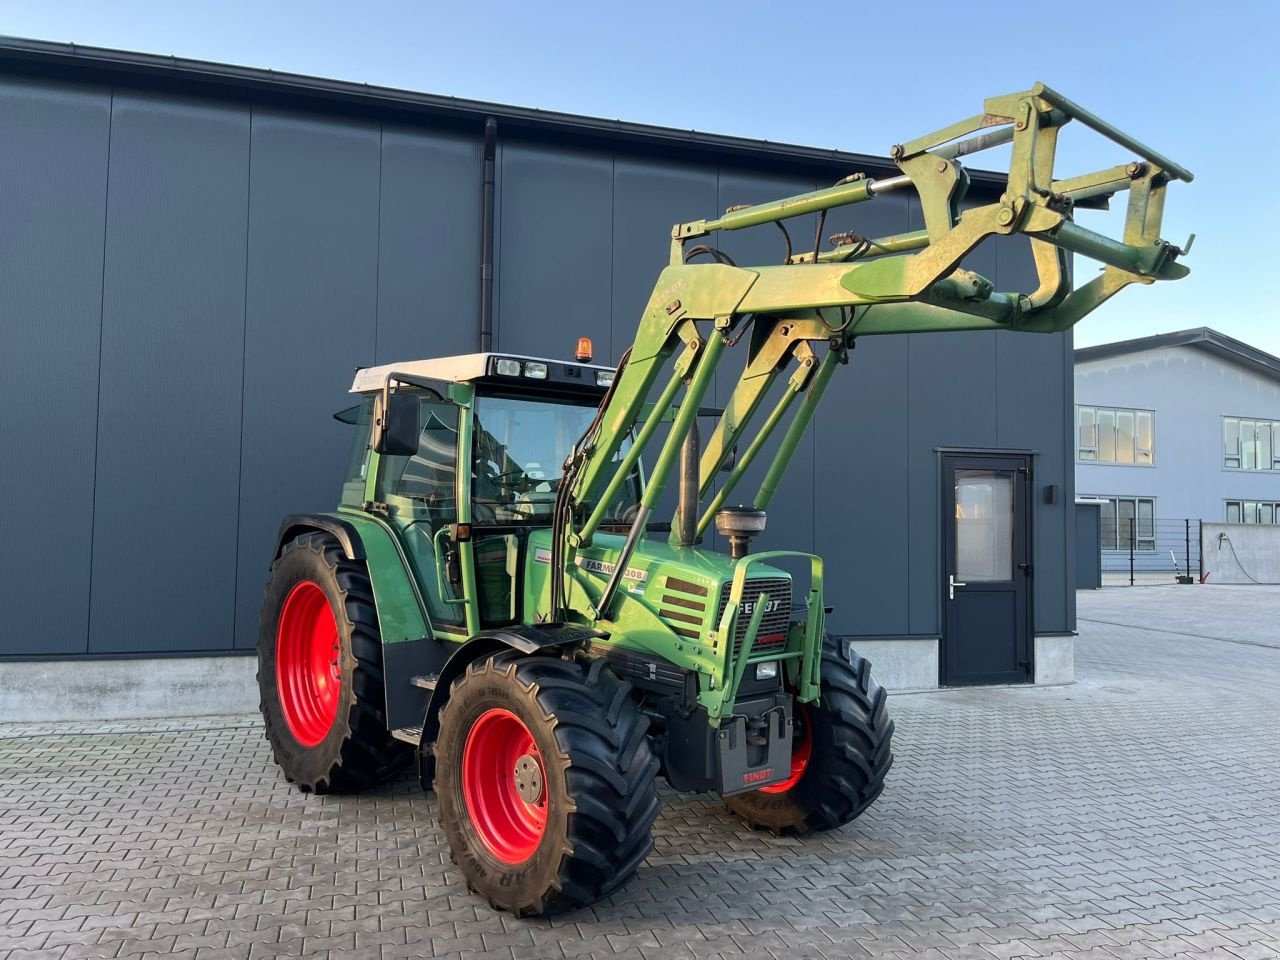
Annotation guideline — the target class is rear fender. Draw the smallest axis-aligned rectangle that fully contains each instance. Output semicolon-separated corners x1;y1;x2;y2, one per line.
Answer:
276;513;365;561
275;512;430;645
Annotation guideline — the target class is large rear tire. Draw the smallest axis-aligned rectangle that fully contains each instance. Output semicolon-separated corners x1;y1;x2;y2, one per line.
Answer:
725;637;894;835
434;651;660;916
257;531;410;793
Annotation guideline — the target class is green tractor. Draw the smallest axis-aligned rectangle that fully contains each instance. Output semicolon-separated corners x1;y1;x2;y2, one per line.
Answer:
257;84;1192;915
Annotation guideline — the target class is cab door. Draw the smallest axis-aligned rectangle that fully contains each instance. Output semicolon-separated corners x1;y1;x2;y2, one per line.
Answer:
375;392;468;633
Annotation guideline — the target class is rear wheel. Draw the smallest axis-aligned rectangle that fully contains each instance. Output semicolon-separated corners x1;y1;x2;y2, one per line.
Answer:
257;531;410;792
434;651;660;916
725;638;894;835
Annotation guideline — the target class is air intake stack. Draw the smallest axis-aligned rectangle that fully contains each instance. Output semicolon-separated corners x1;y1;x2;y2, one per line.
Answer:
714;506;767;560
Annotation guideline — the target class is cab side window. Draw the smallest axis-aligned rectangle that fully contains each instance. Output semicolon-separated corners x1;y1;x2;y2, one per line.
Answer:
377;396;460;531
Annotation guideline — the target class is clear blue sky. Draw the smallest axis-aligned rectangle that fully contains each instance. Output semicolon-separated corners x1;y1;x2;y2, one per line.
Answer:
4;0;1277;353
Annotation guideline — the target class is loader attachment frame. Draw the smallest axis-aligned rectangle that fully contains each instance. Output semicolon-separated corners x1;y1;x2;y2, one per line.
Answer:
549;82;1192;719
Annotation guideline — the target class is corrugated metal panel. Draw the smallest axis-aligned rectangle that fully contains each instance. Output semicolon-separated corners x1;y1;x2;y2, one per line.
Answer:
610;159;716;362
494;144;613;360
815;191;915;637
375;127;481;363
905;330;1000;638
996;237;1070;634
0;79;110;656
0;68;1068;658
88;92;250;654
610;159;719;534
900;200;1001;638
233;111;381;650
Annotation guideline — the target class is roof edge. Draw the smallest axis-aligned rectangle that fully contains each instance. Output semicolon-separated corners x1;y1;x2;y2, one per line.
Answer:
1075;327;1280;382
0;35;1011;186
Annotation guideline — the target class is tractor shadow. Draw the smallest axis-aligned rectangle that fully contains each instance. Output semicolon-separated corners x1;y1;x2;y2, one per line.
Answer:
366;772;888;928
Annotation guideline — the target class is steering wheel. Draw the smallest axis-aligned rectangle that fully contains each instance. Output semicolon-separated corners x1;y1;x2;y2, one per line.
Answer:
610;501;642;524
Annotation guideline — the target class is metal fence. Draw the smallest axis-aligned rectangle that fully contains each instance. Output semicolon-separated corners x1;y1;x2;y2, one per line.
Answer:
1102;518;1202;586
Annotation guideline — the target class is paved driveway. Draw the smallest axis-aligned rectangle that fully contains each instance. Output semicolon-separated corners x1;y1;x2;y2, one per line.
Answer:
2;587;1278;959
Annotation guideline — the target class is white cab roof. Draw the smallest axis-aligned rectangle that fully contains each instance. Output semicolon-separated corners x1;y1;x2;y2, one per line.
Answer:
349;352;614;393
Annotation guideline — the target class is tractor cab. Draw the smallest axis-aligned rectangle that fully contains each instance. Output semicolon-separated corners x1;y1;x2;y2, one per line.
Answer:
339;350;641;634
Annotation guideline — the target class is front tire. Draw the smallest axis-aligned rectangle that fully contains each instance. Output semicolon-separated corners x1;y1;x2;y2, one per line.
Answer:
257;531;409;793
434;651;660;916
725;638;894;835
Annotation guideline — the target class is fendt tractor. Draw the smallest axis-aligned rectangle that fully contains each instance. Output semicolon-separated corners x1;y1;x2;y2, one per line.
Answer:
257;85;1192;915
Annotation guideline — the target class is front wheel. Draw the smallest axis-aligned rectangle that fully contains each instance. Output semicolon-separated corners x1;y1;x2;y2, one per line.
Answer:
725;638;894;835
434;652;660;916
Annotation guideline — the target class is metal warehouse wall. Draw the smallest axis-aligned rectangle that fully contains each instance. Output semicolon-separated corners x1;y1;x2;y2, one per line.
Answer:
0;71;1073;659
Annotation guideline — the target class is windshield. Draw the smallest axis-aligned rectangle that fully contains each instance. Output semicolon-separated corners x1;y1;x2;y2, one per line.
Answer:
472;393;640;524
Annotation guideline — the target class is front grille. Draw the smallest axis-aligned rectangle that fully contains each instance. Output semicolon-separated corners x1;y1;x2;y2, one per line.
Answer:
716;577;792;656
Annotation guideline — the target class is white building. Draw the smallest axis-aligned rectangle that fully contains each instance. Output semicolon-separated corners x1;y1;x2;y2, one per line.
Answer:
1075;328;1280;568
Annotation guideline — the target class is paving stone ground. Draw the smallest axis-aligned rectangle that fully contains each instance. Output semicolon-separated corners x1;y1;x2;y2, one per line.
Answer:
2;585;1278;960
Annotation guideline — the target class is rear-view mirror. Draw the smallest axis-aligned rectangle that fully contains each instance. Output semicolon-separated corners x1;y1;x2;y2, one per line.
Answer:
372;392;419;456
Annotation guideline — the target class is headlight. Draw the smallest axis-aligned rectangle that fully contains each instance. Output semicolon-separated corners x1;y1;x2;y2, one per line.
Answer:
596;370;615;387
755;661;778;681
495;358;521;376
523;361;548;379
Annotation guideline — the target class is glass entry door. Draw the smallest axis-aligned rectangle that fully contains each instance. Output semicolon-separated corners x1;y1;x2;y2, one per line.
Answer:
941;453;1032;685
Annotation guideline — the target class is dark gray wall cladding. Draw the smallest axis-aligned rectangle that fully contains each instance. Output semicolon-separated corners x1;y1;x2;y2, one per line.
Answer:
902;198;1001;637
375;128;481;363
0;62;1075;657
495;143;613;360
89;93;250;654
995;234;1072;634
610;160;719;536
610;159;717;358
233;111;381;649
905;329;998;637
816;190;915;637
0;79;109;656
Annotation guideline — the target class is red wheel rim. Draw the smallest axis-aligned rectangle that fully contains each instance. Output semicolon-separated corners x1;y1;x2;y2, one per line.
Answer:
760;703;812;794
275;581;342;748
461;708;548;864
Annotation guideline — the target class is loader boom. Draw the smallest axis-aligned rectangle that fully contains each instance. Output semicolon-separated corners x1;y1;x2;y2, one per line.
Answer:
555;82;1192;623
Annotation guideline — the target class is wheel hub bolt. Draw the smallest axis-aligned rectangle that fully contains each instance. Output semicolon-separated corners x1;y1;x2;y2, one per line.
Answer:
513;754;543;803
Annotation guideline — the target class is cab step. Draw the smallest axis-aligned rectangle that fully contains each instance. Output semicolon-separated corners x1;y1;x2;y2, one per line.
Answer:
409;674;439;690
391;726;422;745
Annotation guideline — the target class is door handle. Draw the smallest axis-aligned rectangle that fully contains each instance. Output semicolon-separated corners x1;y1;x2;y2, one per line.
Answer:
948;574;967;600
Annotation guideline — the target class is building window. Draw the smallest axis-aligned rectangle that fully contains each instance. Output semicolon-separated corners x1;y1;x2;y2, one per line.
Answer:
1223;417;1280;470
1225;500;1280;524
1095;496;1156;550
1078;405;1154;464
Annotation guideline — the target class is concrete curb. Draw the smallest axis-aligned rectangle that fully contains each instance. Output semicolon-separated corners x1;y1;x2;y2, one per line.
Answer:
0;656;258;723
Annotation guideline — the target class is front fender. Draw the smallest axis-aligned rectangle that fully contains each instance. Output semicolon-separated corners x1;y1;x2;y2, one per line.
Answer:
417;624;603;790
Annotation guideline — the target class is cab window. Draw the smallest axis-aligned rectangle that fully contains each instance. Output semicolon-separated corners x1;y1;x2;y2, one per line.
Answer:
471;393;639;525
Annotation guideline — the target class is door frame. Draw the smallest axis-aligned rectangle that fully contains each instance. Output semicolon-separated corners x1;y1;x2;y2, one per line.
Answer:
936;448;1036;686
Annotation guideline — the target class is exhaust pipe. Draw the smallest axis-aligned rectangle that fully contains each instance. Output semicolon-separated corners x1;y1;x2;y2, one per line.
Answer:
676;418;700;547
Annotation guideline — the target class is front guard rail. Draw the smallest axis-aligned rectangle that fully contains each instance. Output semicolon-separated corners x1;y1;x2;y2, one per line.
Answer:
702;550;824;723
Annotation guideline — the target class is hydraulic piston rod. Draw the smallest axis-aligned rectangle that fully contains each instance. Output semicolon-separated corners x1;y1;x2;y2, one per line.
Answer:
677;175;913;239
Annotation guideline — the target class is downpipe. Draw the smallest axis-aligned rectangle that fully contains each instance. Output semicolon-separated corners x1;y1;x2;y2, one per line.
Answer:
478;117;497;352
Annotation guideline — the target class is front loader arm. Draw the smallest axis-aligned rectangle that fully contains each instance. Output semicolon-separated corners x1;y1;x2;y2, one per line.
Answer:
554;82;1192;626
